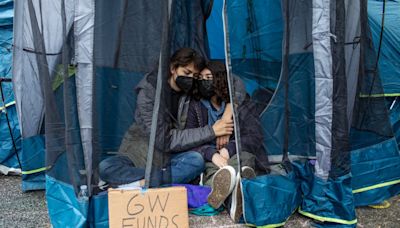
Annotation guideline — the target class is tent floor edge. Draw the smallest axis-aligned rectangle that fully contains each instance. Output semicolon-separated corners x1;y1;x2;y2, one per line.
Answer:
298;208;357;225
353;182;400;207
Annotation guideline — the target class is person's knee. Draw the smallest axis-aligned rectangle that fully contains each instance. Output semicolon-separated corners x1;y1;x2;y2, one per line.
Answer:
99;158;113;173
99;156;127;176
99;158;114;181
186;151;205;171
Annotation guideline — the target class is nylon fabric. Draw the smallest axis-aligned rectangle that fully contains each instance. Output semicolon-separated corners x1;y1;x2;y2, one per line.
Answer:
351;138;400;197
313;0;333;180
0;104;21;171
21;135;45;191
46;175;89;228
345;0;361;127
349;0;400;208
300;174;356;224
368;0;400;94
242;172;301;226
11;0;400;227
74;0;95;193
353;182;400;207
0;0;22;171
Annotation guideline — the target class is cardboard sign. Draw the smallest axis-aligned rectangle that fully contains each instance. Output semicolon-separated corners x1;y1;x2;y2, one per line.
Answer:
108;186;189;228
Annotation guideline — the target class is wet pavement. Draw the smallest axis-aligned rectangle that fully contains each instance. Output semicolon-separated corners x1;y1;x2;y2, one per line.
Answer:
1;175;399;227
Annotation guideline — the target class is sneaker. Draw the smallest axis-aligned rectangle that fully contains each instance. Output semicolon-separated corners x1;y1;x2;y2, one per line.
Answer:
241;166;256;179
116;179;145;190
230;166;256;223
98;180;109;191
208;166;236;209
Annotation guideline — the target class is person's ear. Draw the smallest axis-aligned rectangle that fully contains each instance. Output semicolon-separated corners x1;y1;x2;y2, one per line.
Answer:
170;65;176;76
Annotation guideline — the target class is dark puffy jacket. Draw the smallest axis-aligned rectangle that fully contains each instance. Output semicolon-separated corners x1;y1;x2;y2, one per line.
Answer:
186;95;268;167
119;70;246;167
135;74;246;149
134;73;214;153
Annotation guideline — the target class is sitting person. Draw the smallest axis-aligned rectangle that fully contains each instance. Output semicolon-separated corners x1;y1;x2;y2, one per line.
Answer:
99;48;242;187
186;61;266;222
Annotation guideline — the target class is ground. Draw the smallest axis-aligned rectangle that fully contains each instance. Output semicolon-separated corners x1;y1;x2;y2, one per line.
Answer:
1;175;400;228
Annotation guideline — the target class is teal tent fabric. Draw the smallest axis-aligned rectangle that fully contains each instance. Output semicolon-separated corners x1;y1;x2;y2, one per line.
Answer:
13;0;399;227
389;98;400;148
21;135;46;191
242;173;301;226
368;0;400;95
300;173;356;225
94;67;143;153
351;137;400;206
46;175;109;227
206;0;224;60
261;53;315;159
1;0;46;192
0;105;21;170
242;162;304;227
0;0;22;171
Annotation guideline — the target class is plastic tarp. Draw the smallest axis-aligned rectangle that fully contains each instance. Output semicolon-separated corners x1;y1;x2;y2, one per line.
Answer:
0;0;22;174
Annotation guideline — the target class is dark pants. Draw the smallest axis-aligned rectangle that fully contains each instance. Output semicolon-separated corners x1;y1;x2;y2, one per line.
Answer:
99;151;205;186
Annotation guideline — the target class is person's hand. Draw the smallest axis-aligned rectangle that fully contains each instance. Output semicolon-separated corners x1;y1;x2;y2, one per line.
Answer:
216;135;230;149
212;119;234;137
212;153;228;168
219;148;230;160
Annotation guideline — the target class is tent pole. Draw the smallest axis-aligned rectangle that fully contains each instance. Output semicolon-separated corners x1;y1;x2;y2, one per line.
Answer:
223;0;243;174
281;0;291;170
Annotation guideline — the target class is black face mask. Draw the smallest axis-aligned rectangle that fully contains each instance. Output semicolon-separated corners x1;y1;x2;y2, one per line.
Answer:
198;80;215;99
175;76;193;94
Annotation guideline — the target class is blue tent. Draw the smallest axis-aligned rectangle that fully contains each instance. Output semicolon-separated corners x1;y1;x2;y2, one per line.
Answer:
0;0;21;175
350;0;400;207
11;0;400;227
208;0;400;226
0;0;45;191
368;0;400;96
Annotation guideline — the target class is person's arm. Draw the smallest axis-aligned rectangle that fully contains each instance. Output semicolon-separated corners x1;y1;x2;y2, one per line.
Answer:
197;145;218;162
170;100;234;152
134;86;156;135
217;104;233;149
169;100;215;152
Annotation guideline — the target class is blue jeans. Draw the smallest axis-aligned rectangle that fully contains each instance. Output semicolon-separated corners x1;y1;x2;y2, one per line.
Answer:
99;151;205;187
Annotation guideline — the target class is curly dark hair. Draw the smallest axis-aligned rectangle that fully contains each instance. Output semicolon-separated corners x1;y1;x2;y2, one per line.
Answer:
194;61;230;103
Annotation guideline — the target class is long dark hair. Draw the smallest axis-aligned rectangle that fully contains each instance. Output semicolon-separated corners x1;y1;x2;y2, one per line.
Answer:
194;61;230;103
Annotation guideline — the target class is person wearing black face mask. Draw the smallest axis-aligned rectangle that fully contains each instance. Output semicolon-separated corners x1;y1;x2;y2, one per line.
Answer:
197;78;215;99
186;61;266;223
99;48;245;189
175;75;194;94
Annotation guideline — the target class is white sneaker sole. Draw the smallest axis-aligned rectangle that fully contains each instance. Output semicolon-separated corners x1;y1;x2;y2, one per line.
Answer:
230;166;256;223
208;166;236;209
